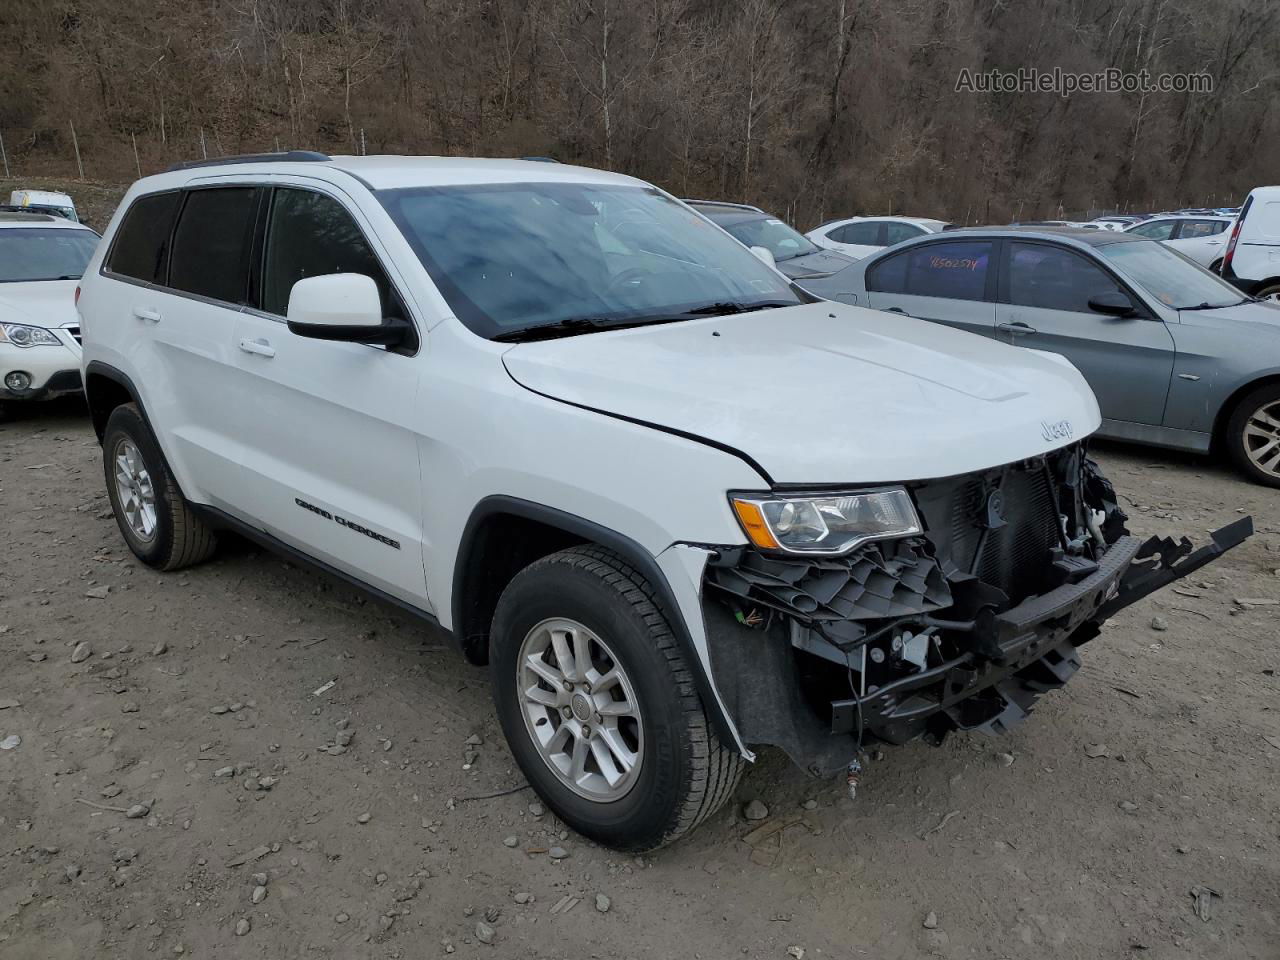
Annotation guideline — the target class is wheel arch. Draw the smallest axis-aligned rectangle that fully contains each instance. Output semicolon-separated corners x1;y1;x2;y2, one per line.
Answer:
85;361;145;442
1212;372;1280;450
452;495;739;747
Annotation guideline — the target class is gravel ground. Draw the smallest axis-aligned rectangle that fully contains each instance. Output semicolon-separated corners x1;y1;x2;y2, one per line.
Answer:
1;399;1277;959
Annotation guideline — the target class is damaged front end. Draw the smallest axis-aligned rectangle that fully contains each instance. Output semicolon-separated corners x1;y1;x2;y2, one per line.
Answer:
703;444;1252;778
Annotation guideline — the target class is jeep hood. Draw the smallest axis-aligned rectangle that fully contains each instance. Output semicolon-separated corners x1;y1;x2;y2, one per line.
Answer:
501;302;1101;484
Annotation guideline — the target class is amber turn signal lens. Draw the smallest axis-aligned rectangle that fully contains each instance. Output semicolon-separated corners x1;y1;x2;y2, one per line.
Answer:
731;499;780;549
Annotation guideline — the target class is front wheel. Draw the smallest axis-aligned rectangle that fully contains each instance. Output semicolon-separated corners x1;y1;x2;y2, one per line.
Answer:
490;546;744;850
1256;282;1280;302
1224;383;1280;488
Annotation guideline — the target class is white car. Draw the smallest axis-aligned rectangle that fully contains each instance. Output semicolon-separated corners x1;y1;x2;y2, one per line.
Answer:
1087;217;1140;232
805;215;949;259
0;212;98;419
76;153;1248;850
1221;186;1280;300
7;189;80;223
1125;213;1234;269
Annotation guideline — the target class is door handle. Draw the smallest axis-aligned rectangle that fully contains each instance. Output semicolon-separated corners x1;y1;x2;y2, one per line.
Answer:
997;321;1037;336
1207;240;1223;246
238;337;276;358
132;307;161;323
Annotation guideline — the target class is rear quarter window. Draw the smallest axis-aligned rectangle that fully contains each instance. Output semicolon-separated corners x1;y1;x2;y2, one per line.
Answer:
105;192;182;284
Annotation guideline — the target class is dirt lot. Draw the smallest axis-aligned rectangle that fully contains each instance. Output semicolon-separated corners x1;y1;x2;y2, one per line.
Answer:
1;399;1277;960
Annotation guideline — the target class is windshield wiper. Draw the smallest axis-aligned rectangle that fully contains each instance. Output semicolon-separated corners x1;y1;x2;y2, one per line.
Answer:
492;300;797;342
675;300;797;317
492;317;614;342
1180;301;1237;311
492;314;690;343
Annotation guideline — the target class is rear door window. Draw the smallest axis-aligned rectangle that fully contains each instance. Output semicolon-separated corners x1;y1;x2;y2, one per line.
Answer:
259;188;403;320
1176;219;1227;239
1007;242;1125;313
168;187;260;304
105;192;182;284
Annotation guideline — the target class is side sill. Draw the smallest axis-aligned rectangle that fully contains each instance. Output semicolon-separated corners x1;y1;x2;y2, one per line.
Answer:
1097;418;1212;454
192;504;452;643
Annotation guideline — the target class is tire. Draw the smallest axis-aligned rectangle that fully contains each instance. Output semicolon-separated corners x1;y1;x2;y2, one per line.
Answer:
490;546;744;851
1224;383;1280;488
102;403;218;569
1256;281;1280;301
1209;258;1222;274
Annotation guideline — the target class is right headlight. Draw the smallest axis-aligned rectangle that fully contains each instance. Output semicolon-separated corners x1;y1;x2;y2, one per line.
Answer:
730;487;922;555
0;323;62;348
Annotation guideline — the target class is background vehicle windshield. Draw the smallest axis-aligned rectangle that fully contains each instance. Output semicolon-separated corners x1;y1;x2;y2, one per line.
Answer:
722;216;821;261
380;183;800;338
0;228;98;282
1099;240;1244;309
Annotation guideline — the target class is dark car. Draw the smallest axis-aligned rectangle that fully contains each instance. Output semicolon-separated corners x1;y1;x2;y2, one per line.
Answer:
684;200;856;281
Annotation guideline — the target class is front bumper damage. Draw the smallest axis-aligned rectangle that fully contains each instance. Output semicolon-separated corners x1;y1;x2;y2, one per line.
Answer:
701;444;1252;778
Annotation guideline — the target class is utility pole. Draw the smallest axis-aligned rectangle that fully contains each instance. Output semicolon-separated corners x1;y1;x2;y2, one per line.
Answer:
131;132;141;178
0;130;9;178
69;121;84;179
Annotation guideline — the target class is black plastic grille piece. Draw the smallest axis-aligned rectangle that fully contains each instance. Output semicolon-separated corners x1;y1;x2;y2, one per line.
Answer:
707;537;953;645
952;465;1059;601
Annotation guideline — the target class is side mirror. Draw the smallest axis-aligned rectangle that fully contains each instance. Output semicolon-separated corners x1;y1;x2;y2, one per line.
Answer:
1088;291;1138;318
749;245;776;267
286;274;406;346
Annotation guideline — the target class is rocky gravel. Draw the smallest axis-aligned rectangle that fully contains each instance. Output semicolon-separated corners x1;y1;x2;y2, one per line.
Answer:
1;401;1277;958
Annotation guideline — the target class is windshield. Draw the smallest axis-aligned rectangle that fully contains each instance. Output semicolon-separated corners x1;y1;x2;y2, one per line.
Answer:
0;228;98;282
1098;240;1245;309
721;216;821;261
380;183;801;339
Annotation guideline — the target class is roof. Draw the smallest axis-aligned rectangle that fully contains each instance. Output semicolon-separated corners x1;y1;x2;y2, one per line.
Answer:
1132;212;1234;222
933;225;1149;247
146;153;643;192
0;211;93;230
683;199;766;216
813;215;950;232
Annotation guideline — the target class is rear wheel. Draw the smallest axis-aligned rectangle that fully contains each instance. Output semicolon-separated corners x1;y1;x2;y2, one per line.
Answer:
102;403;218;569
1209;258;1223;274
1225;384;1280;488
1256;281;1280;302
490;546;744;850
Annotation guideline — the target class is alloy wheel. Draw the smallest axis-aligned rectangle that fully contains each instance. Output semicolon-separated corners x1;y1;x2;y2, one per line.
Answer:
1243;399;1280;478
517;617;644;801
113;437;157;542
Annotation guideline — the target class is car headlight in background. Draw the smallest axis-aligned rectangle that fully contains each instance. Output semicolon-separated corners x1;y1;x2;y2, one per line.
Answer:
0;323;62;347
730;487;922;555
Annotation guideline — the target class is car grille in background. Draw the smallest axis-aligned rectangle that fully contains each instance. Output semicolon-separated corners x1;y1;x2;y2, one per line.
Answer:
66;325;81;344
948;467;1059;604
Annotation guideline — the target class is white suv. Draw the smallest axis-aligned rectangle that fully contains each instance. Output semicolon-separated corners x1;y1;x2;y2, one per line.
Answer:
76;153;1249;850
1221;185;1280;299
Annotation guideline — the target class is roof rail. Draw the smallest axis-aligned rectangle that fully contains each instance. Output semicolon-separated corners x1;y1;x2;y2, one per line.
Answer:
682;198;766;214
519;156;560;163
166;150;331;173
